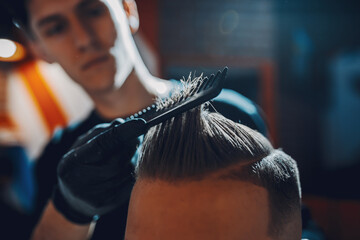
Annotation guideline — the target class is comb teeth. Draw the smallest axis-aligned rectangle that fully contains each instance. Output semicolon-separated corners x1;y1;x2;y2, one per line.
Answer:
177;91;185;103
206;71;221;90
207;71;220;89
126;104;157;121
197;73;215;93
125;67;228;130
189;77;206;96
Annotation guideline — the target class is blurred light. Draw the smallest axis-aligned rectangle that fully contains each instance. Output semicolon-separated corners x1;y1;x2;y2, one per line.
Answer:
219;10;239;34
0;38;26;62
156;82;167;95
0;39;16;58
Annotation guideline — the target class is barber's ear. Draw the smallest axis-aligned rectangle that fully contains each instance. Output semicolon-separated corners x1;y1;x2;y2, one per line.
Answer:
123;0;139;34
28;41;55;63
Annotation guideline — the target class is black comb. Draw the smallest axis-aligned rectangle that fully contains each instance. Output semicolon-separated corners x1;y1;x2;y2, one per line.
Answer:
126;67;228;133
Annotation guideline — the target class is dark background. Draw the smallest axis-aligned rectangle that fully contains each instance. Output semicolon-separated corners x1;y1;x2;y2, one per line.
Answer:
136;0;360;197
1;0;360;239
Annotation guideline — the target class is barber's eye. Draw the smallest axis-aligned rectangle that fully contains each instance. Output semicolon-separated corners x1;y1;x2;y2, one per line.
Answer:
45;23;66;36
86;5;106;17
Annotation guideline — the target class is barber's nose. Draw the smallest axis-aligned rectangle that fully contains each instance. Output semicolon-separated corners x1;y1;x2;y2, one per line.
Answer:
72;19;97;52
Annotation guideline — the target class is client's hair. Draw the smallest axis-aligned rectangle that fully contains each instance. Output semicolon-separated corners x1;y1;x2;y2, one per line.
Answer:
136;77;301;238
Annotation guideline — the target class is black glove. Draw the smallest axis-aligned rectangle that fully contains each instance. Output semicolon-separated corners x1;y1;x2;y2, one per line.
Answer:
52;118;146;224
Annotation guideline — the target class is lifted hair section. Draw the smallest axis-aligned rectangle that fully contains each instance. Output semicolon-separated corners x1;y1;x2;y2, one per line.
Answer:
155;73;205;111
138;108;273;181
137;74;273;181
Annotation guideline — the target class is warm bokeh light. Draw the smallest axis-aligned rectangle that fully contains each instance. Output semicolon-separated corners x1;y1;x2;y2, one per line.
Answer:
0;38;26;62
0;39;16;58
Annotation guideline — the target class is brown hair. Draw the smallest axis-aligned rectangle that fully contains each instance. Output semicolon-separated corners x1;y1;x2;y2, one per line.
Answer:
136;78;301;238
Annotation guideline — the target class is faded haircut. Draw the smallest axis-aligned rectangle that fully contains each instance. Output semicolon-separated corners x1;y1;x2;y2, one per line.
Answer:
136;76;301;239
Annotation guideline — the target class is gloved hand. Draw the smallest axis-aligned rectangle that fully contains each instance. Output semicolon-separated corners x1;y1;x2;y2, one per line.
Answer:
52;118;146;224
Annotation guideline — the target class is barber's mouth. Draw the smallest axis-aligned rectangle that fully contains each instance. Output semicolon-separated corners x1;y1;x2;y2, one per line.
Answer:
82;56;109;70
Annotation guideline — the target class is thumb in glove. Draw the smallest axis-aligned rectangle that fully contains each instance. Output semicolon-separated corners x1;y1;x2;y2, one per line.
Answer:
53;118;146;224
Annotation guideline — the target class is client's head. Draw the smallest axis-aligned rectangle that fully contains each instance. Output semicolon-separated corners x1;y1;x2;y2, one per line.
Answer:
125;80;302;240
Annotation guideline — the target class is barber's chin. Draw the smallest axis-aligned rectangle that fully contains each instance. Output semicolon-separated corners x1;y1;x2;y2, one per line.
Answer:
85;82;118;96
78;72;117;95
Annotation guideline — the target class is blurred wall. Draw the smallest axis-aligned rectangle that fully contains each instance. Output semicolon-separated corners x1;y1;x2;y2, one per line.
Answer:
138;0;360;197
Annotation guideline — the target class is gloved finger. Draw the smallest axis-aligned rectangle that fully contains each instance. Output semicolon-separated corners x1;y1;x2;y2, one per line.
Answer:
113;118;147;141
72;118;125;148
78;117;145;160
66;118;145;164
93;118;147;150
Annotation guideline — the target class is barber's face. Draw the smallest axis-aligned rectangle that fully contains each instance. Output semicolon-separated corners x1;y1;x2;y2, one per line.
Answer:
28;0;134;95
125;179;272;240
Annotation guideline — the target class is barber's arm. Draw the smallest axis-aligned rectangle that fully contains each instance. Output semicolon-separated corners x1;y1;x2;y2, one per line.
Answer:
31;119;146;240
31;201;92;240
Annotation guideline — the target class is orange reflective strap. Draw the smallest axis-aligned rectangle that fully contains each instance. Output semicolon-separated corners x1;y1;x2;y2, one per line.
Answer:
0;71;16;130
18;61;68;135
0;113;16;129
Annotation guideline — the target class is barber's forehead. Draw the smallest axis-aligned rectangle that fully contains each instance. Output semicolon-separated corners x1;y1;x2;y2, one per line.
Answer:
28;0;105;19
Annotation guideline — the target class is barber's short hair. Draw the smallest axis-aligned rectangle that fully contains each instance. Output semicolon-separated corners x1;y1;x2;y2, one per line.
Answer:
136;77;301;238
4;0;127;38
3;0;31;35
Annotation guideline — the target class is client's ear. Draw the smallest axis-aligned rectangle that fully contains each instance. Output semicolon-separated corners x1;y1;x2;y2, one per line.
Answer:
29;41;55;63
123;0;139;34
